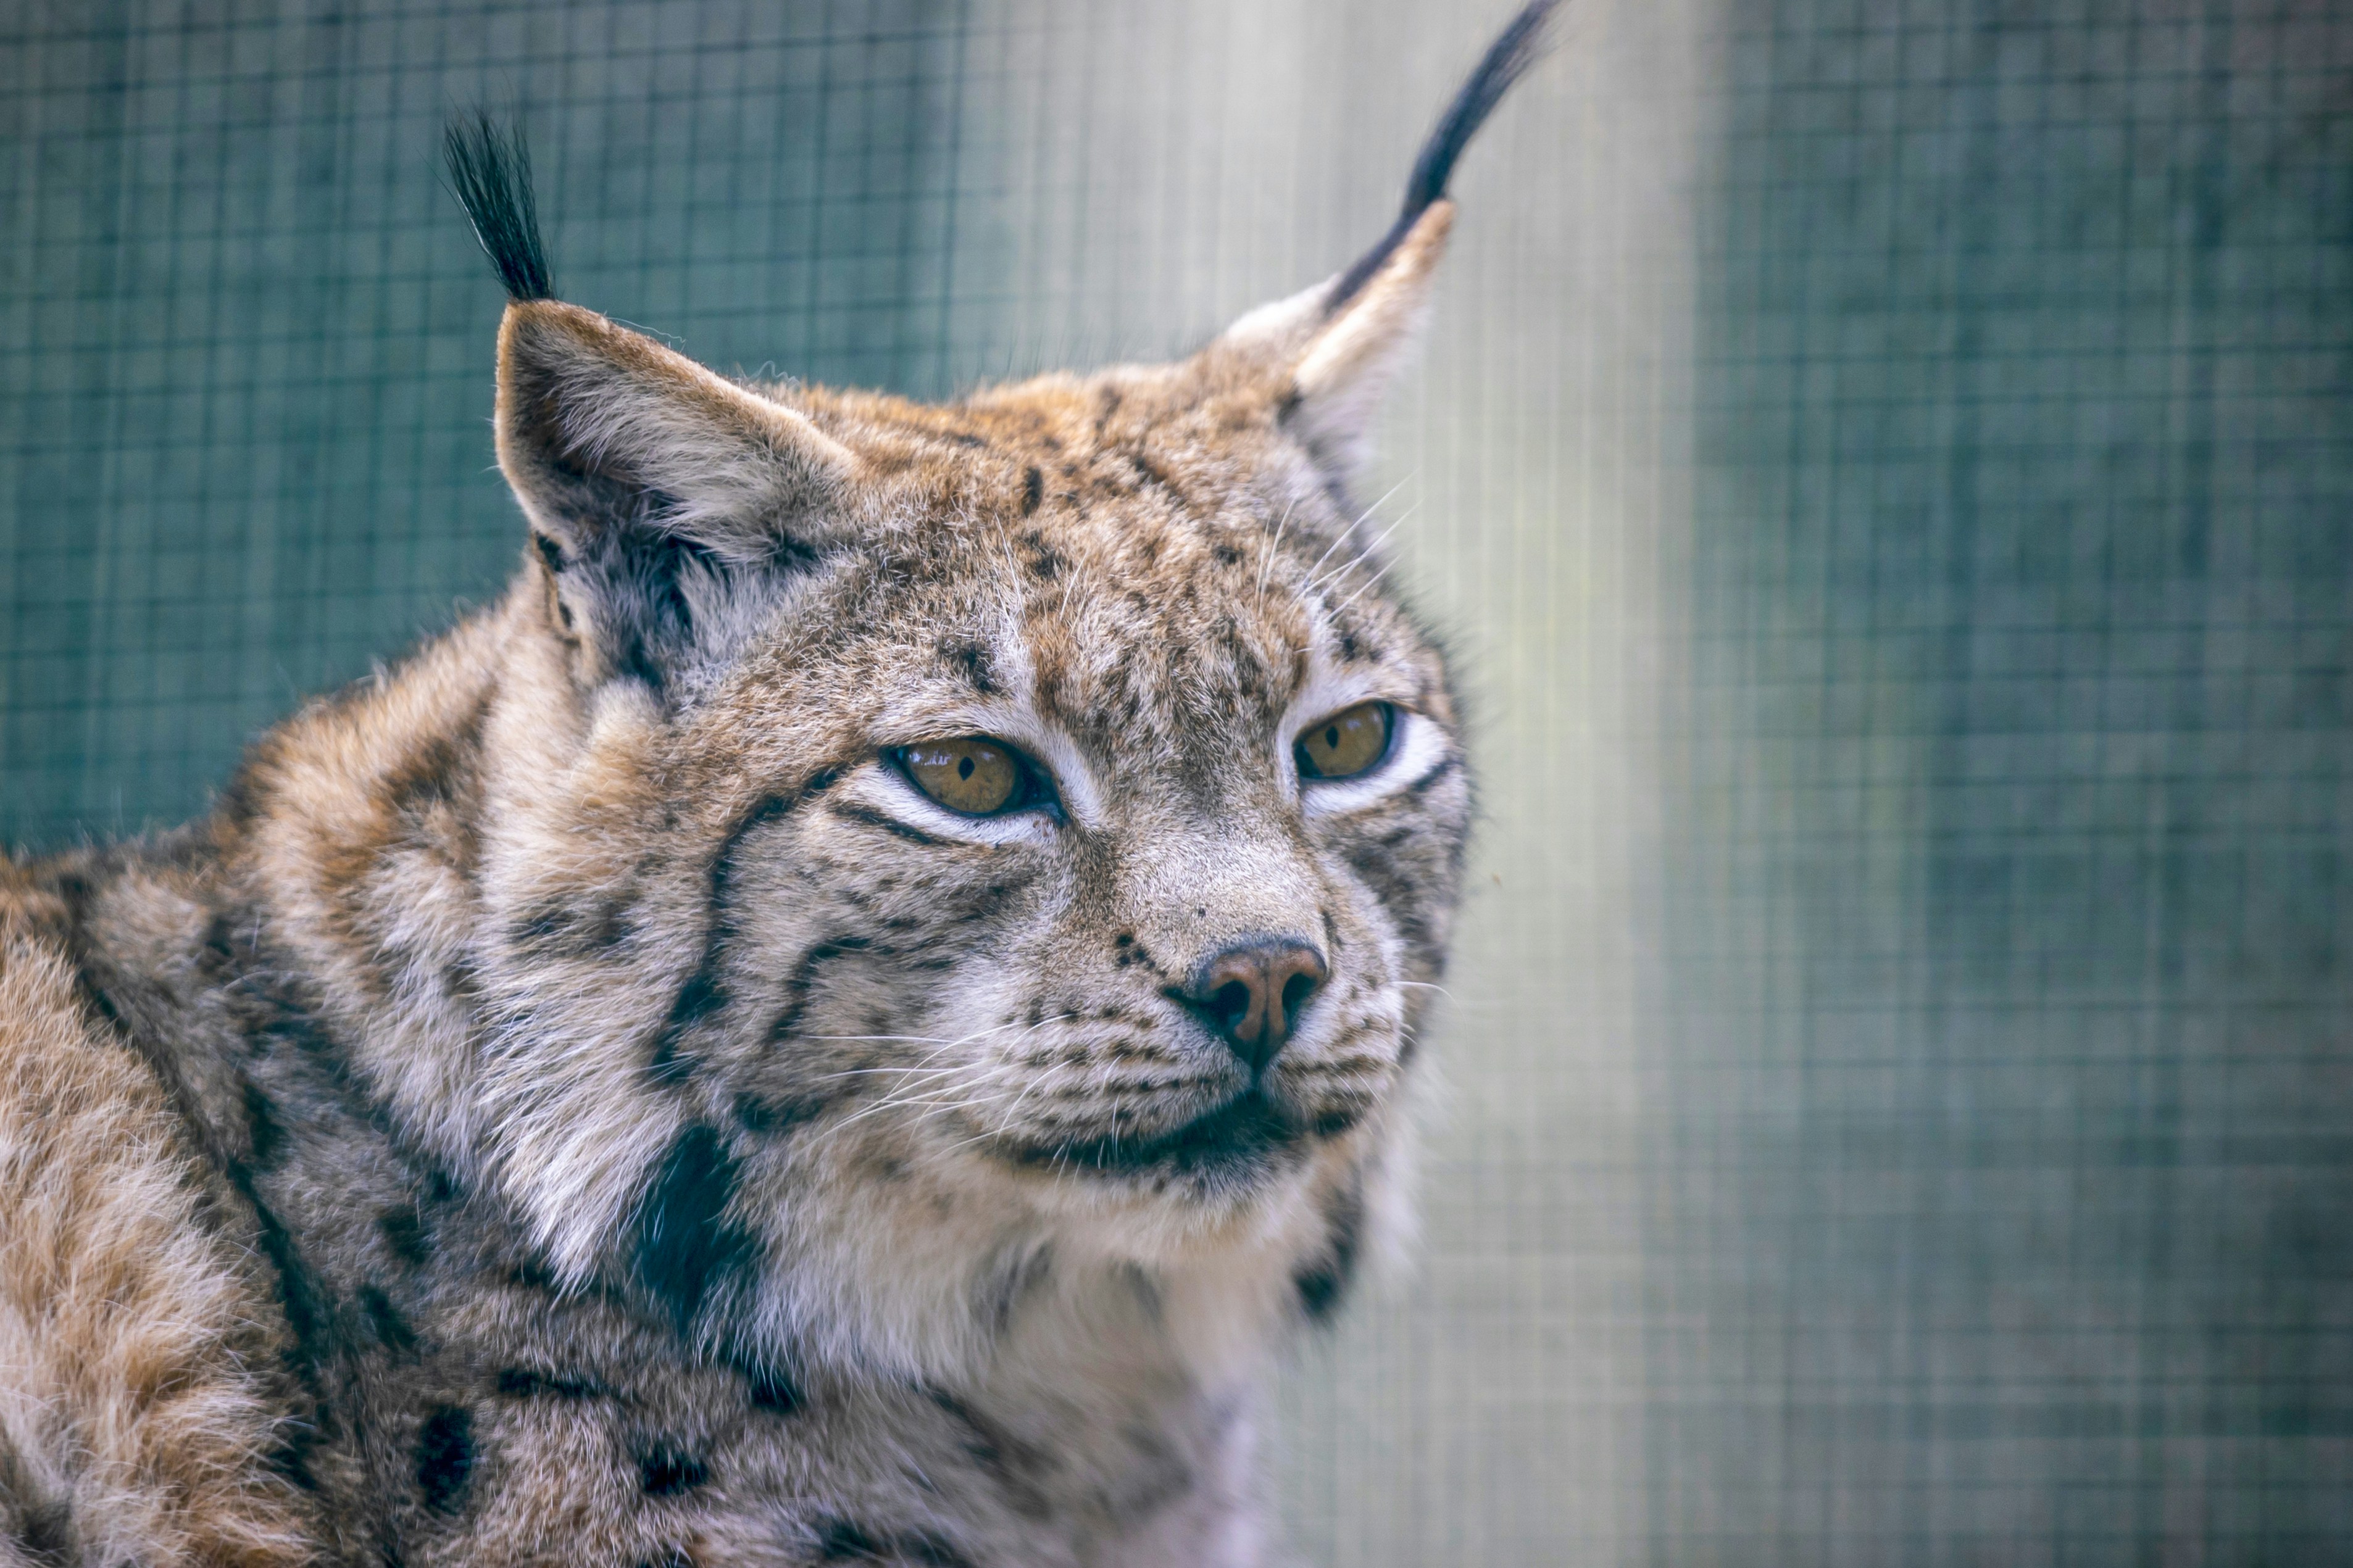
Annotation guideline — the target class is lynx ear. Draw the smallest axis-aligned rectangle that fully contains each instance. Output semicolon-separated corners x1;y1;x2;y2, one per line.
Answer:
1216;0;1556;478
1220;204;1456;478
493;299;859;563
449;115;860;692
493;301;862;689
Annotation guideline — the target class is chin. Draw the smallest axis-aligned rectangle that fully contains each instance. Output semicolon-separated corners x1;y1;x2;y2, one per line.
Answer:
1014;1090;1306;1175
981;1090;1384;1239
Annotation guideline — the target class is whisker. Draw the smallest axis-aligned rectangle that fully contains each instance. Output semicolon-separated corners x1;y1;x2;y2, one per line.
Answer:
796;1010;1086;1151
798;1034;970;1046
799;1018;1041;1047
1323;554;1403;620
805;1064;975;1086
794;1013;1065;1074
814;1084;1008;1142
1298;476;1410;592
1256;499;1296;616
1309;502;1418;602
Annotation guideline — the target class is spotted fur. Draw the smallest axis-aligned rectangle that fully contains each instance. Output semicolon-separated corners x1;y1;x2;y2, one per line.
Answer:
0;6;1554;1562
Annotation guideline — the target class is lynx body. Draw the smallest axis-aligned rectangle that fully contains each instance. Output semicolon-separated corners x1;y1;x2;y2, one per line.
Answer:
0;7;1554;1563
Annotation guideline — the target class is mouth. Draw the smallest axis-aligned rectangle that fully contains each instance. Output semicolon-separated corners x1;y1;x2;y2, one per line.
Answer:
1006;1089;1324;1182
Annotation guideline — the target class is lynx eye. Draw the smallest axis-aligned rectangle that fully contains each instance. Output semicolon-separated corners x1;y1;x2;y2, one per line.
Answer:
1295;701;1395;782
895;737;1031;816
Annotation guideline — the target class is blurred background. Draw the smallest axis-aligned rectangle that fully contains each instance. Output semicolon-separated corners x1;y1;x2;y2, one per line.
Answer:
3;1;2347;1561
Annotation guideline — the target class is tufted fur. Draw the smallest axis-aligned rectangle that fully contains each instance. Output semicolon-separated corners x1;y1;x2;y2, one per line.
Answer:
0;5;1554;1562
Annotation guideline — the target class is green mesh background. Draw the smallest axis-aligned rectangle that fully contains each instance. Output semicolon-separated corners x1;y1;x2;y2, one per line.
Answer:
3;1;2347;1563
1657;5;2353;1563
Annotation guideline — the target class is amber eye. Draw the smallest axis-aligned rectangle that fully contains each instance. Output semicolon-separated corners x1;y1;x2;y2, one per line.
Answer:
1295;701;1395;782
896;737;1030;816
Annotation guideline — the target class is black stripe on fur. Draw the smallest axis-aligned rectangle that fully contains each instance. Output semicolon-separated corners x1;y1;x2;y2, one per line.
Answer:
413;1404;477;1513
815;1519;977;1566
443;111;554;301
630;1126;757;1335
1327;0;1560;312
1294;1182;1365;1324
646;775;841;1084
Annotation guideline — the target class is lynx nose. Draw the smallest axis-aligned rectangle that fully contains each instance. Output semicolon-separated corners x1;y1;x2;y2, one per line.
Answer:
1183;939;1328;1073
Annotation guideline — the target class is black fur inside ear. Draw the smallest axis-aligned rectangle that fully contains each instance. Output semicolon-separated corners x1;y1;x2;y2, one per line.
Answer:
1328;0;1559;311
499;341;786;695
533;498;822;695
444;111;554;302
564;525;727;693
461;121;881;700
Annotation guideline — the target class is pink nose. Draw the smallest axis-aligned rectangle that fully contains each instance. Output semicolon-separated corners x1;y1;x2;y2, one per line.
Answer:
1183;940;1329;1072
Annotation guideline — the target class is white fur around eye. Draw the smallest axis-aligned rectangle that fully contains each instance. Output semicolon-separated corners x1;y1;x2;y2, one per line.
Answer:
1299;708;1448;818
856;762;1060;848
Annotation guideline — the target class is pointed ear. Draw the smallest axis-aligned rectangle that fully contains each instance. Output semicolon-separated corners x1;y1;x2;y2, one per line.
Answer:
1217;202;1454;478
1212;0;1555;479
494;299;862;691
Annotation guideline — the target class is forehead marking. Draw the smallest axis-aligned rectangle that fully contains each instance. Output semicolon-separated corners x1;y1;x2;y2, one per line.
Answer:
956;603;1106;832
938;638;998;696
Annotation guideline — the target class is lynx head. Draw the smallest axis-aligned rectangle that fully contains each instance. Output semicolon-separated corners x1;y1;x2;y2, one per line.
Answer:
409;4;1553;1383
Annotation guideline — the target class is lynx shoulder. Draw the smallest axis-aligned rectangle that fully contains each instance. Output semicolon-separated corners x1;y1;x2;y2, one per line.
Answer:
0;6;1554;1563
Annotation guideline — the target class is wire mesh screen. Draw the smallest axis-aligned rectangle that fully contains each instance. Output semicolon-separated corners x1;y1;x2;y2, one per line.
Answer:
1;0;977;842
1659;5;2353;1563
2;1;2347;1564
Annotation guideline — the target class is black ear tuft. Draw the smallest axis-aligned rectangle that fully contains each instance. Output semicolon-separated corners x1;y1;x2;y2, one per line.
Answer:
444;111;554;302
1328;0;1560;312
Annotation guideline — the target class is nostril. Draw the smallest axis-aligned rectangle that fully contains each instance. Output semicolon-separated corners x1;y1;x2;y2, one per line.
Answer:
1280;970;1320;1021
1211;980;1254;1032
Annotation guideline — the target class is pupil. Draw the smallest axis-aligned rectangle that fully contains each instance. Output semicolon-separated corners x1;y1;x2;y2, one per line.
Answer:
1325;726;1340;749
958;756;975;779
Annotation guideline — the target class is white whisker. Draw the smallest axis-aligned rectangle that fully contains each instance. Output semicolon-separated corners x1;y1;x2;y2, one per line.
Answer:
1308;502;1418;602
1256;499;1296;616
1299;476;1411;592
794;1011;1084;1150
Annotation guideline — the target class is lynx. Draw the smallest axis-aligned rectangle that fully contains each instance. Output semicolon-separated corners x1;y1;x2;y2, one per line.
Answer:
0;5;1552;1563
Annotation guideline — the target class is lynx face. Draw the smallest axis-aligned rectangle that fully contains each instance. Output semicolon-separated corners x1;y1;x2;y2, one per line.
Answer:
687;473;1464;1209
403;89;1499;1382
446;283;1472;1379
633;447;1468;1374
